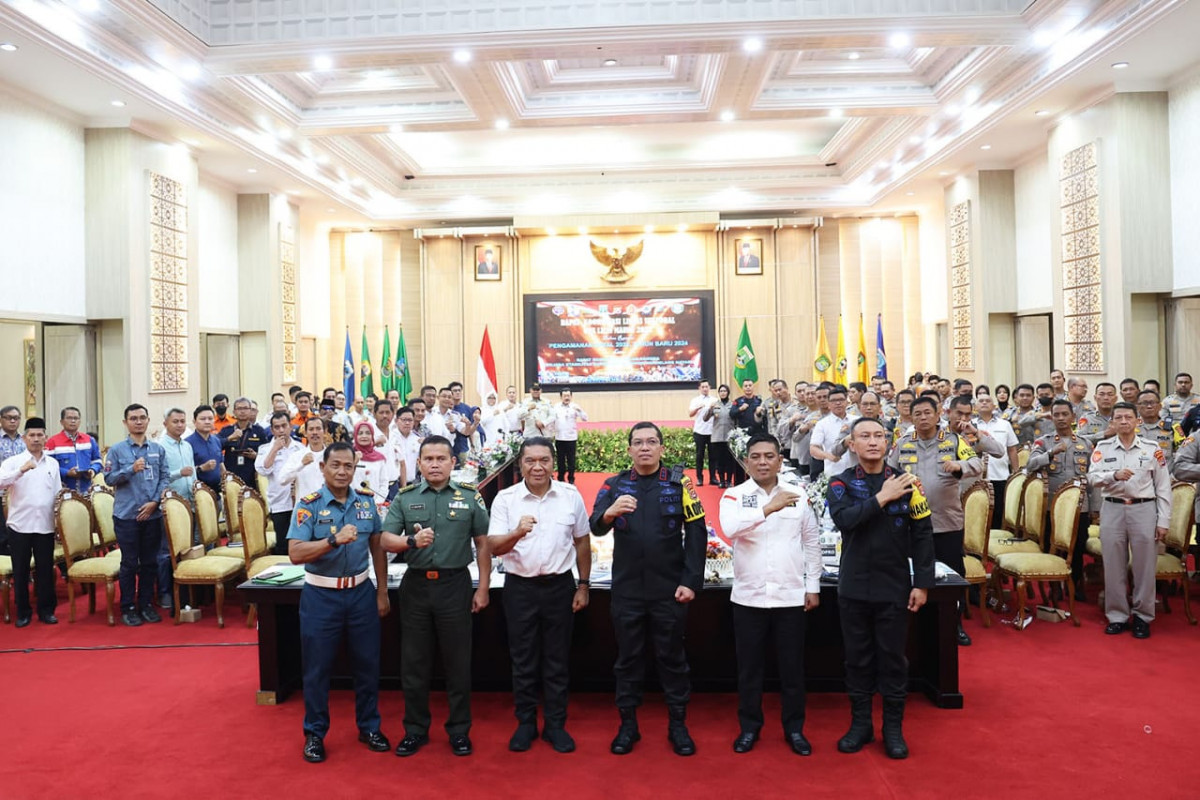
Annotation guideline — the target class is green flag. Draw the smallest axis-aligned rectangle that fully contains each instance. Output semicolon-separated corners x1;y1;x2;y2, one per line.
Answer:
732;320;758;385
395;326;413;400
379;326;394;394
359;327;374;399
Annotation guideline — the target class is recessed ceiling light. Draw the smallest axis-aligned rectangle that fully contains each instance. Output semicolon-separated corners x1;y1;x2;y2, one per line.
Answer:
389;124;404;133
453;49;472;63
743;37;763;54
495;118;509;130
326;208;336;213
909;135;922;145
980;144;992;150
247;168;258;173
577;227;588;235
720;110;735;122
829;108;844;119
0;43;18;52
110;99;126;107
603;58;618;66
546;227;557;236
312;55;333;71
905;191;915;196
939;170;952;176
1035;109;1050;116
848;51;860;60
677;223;688;232
644;224;655;234
1111;61;1129;69
888;32;911;49
945;103;961;117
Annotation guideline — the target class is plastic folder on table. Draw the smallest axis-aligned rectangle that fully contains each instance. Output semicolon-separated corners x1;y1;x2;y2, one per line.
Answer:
251;564;306;585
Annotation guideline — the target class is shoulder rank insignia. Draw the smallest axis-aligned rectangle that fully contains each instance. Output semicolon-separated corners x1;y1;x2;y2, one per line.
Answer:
668;464;685;483
300;490;322;503
457;481;476;491
396;483;417;494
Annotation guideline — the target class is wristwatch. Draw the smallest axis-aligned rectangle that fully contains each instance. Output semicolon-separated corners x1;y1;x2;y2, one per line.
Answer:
577;579;590;588
406;534;417;550
325;533;339;549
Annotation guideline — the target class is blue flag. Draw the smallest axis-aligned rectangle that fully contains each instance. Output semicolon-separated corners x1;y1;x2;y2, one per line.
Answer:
342;328;355;404
875;314;888;379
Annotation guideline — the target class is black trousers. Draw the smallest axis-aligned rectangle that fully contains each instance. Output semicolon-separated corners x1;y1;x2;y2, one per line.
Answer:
732;602;807;735
1071;515;1089;582
838;596;911;702
711;441;734;484
611;596;691;709
271;510;292;556
990;480;1007;530
400;569;473;736
9;529;56;619
503;572;576;728
0;500;10;555
555;440;577;483
692;433;715;483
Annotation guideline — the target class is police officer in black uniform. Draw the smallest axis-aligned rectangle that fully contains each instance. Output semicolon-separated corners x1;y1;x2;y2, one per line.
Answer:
288;441;391;763
590;421;707;756
827;417;935;760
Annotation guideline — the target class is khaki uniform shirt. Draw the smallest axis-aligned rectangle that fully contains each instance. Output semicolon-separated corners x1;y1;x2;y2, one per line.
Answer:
1076;412;1114;448
888;430;982;533
1087;437;1172;529
1026;433;1093;512
1006;407;1056;447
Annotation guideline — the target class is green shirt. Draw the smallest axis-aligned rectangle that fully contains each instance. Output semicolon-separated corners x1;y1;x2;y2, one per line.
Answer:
383;480;489;569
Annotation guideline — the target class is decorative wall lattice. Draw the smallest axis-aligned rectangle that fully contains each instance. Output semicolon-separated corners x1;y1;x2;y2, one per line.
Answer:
1060;142;1103;372
949;200;973;371
149;173;188;392
281;224;297;383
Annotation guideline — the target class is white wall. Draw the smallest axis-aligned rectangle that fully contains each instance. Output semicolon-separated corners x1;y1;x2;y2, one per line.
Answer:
918;201;947;324
1170;69;1200;292
0;91;86;320
296;210;332;339
1014;155;1053;311
197;178;240;331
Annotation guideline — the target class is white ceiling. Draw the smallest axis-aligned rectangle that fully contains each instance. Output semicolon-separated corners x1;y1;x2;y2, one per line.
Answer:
0;0;1197;224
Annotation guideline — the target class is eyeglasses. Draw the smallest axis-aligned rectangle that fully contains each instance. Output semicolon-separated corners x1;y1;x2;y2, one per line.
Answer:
1;414;19;421
630;439;660;448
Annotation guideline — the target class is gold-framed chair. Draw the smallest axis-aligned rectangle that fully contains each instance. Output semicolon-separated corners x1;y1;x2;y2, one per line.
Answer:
0;554;11;624
1016;444;1031;471
194;482;243;560
161;489;244;628
222;473;249;541
89;485;122;561
988;474;1045;561
56;489;120;626
239;489;291;627
994;481;1085;630
1157;482;1197;625
961;481;992;627
987;471;1028;549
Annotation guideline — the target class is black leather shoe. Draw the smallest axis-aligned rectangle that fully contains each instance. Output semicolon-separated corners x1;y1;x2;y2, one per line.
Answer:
542;727;576;753
394;734;428;757
140;605;162;623
509;723;538;752
358;730;390;752
611;709;640;755
449;734;472;756
1132;617;1151;639
732;732;757;753
15;615;31;628
956;623;972;646
122;610;143;627
1105;620;1130;635
786;732;812;756
38;613;58;625
303;734;326;763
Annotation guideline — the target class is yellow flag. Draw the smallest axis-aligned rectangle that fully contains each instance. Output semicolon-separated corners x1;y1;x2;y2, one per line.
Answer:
835;315;847;384
856;314;870;384
813;316;832;381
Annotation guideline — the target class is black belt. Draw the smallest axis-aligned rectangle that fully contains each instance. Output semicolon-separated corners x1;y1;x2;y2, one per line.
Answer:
507;571;573;583
407;567;467;580
1104;497;1154;505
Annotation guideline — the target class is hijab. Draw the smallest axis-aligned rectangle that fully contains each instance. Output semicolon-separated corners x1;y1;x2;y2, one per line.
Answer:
354;421;385;463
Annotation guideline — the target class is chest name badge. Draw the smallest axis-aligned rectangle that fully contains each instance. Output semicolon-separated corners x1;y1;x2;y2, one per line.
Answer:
449;501;469;510
409;503;426;511
742;494;758;508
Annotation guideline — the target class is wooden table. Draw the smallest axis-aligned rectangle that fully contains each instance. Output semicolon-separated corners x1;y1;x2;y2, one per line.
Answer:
240;573;966;709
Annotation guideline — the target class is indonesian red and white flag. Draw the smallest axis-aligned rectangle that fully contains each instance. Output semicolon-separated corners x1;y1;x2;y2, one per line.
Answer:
476;326;499;403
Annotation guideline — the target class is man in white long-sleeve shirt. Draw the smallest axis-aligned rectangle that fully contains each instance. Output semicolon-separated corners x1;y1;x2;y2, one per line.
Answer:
719;432;821;757
810;387;858;475
552;389;588;484
279;417;327;508
0;417;62;626
256;411;308;554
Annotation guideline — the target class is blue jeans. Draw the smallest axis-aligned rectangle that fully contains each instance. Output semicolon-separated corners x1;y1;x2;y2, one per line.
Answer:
114;516;164;612
299;581;382;738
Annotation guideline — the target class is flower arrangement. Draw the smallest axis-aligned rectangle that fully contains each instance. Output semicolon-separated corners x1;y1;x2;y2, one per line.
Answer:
805;470;831;521
728;427;751;461
456;431;524;482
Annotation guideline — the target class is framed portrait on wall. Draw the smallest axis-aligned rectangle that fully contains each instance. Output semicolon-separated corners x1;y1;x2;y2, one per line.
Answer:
475;245;501;281
734;238;763;275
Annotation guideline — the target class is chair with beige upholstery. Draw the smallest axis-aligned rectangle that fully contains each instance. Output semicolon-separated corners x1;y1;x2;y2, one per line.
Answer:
1157;482;1197;625
161;490;244;628
194;482;243;560
222;473;248;542
240;489;291;627
987;471;1028;552
994;482;1084;630
961;481;992;627
1016;445;1031;471
89;485;121;561
57;489;120;626
988;474;1045;562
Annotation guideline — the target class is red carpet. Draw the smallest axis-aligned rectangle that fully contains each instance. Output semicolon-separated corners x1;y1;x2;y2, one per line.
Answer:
1;473;1194;798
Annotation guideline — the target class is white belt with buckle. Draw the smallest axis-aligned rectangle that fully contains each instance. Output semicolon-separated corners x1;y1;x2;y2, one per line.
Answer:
304;568;372;590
